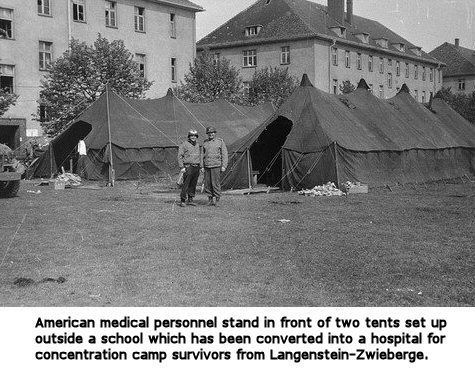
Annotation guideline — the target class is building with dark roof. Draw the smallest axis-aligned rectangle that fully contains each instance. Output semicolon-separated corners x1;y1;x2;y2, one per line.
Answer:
0;0;203;137
429;39;475;95
197;0;442;102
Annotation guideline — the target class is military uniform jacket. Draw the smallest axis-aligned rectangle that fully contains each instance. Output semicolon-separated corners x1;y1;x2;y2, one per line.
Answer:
178;140;202;168
202;137;228;169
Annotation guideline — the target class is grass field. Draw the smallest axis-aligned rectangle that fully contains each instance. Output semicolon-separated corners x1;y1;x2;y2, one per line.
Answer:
0;178;473;307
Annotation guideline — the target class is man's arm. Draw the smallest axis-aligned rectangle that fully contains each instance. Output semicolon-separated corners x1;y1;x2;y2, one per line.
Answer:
221;140;228;171
177;143;185;169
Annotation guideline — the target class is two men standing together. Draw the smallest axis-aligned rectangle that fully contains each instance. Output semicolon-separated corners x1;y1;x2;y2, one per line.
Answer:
177;127;228;207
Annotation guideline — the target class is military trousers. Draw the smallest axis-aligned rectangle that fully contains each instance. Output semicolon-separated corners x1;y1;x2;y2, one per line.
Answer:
180;165;200;202
204;167;222;199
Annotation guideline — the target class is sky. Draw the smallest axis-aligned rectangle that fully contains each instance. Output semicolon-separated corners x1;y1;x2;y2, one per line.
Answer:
195;0;475;52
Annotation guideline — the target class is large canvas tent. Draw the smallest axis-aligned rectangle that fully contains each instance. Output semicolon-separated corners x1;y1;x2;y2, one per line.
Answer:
28;88;274;180
222;75;475;190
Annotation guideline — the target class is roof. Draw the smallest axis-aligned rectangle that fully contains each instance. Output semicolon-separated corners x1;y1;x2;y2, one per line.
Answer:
74;88;274;149
197;0;438;65
230;75;475;154
429;42;475;77
147;0;203;12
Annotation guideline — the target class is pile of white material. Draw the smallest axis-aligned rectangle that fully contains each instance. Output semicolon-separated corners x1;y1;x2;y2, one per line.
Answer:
56;172;82;186
298;182;344;197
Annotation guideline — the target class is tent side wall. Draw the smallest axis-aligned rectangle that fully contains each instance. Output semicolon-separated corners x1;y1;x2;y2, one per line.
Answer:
84;145;179;180
336;147;475;186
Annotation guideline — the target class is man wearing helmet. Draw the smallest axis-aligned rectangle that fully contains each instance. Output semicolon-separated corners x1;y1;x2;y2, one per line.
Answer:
202;126;228;206
177;130;202;207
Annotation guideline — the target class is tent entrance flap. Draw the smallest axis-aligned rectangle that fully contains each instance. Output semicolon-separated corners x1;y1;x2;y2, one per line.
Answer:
250;117;292;187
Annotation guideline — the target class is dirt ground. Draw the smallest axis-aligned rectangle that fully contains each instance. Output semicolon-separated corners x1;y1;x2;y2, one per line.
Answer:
0;178;473;306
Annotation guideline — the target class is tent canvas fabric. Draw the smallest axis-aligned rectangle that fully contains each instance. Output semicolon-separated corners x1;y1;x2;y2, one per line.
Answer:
222;75;475;190
28;88;274;180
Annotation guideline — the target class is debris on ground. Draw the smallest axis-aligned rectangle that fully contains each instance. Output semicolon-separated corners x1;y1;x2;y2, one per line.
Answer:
56;172;82;187
277;219;291;223
26;190;41;194
342;181;369;194
13;276;67;287
298;182;344;197
13;277;35;287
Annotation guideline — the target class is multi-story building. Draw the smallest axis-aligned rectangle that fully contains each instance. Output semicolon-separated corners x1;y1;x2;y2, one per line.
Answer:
429;39;475;95
198;0;442;103
0;0;203;144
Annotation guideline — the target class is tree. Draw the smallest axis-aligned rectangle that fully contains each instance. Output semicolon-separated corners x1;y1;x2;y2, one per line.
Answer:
244;67;297;108
0;89;18;117
38;34;153;136
339;80;356;94
435;87;475;124
173;50;242;103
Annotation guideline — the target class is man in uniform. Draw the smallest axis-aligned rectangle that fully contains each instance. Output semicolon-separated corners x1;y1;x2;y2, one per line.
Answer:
202;126;228;206
177;130;201;207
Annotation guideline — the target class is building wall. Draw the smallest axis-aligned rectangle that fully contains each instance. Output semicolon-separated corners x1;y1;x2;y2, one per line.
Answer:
442;75;475;95
205;38;442;103
0;0;198;137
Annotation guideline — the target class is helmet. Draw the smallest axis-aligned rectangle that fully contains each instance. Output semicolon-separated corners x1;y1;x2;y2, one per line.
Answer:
206;126;217;134
188;129;199;138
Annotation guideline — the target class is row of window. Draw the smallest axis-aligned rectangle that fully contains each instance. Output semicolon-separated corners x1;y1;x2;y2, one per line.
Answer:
237;46;291;67
236;46;442;85
331;78;433;102
332;48;441;82
0;2;177;38
0;56;178;94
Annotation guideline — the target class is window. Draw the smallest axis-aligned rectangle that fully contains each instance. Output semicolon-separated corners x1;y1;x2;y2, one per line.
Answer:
388;59;392;67
134;6;145;32
458;79;466;90
331;47;338;66
243;50;257;67
422;91;426;103
39;103;50;122
388;73;393;89
379;85;384;98
414;90;418;101
356;53;362;70
414;65;418;79
396;61;400;76
170;13;176;38
429;68;433;82
105;1;117;27
422;66;426;81
39;41;53;70
0;7;13;39
368;55;373;72
333;79;338;94
345;50;350;68
405;63;409;78
38;0;51;16
135;53;146;78
72;0;85;22
379;57;384;74
281;46;290;65
0;64;14;93
245;26;261;36
212;53;220;66
171;58;177;82
438;69;441;83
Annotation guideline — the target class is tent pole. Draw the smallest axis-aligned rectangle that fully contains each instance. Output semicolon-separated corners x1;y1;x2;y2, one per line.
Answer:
333;142;340;188
246;149;252;190
49;143;54;179
105;83;115;187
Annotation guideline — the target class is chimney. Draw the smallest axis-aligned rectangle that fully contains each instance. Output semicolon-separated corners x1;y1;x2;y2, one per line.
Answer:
454;38;460;47
346;0;353;24
328;0;345;24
